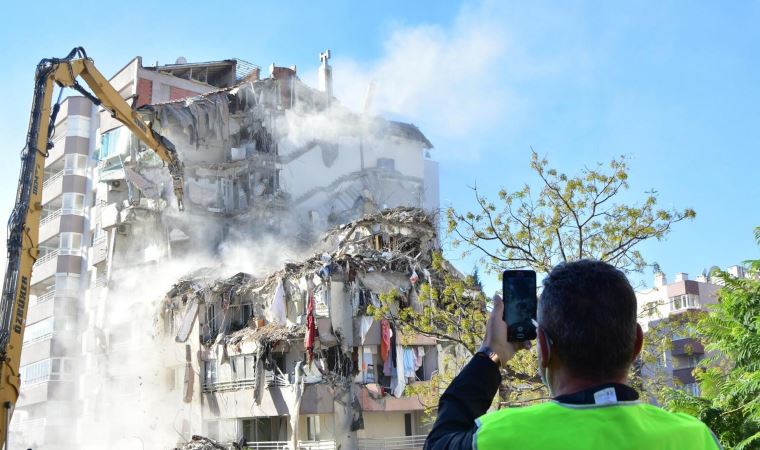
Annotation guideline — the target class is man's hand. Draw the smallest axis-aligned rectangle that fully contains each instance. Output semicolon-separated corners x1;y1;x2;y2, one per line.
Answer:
481;295;530;365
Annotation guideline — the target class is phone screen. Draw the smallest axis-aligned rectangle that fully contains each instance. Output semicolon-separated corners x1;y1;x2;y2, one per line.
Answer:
502;270;537;341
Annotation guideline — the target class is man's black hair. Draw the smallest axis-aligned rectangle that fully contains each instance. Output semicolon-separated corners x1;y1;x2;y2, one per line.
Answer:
538;259;638;381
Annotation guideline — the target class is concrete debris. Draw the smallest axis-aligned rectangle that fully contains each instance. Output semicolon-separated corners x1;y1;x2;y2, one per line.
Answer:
175;435;239;450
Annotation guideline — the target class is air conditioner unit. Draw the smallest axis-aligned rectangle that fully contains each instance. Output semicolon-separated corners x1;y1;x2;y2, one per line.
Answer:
109;180;121;188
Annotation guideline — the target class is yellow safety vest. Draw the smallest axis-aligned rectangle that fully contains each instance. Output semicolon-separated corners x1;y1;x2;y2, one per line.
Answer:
474;400;721;450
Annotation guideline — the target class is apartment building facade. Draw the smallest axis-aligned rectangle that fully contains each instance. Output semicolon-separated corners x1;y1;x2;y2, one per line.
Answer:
11;51;440;450
636;267;745;396
9;95;97;448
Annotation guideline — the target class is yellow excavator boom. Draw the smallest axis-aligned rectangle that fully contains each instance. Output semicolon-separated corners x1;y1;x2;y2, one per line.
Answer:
0;47;184;448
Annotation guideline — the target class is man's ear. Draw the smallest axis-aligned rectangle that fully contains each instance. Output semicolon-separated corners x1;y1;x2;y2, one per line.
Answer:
537;328;550;368
632;323;644;361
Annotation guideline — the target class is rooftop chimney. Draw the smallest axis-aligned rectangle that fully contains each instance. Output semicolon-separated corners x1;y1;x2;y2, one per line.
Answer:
674;272;688;282
654;272;666;287
727;265;746;279
318;50;333;103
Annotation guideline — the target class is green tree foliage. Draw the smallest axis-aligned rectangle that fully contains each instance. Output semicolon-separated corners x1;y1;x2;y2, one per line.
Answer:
373;152;695;415
447;151;696;274
368;253;543;414
665;229;760;450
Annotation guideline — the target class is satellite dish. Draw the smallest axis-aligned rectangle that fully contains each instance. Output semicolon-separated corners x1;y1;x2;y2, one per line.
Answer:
175;56;187;64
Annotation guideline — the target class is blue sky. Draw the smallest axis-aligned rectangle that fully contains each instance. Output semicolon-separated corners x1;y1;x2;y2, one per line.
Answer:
1;1;758;294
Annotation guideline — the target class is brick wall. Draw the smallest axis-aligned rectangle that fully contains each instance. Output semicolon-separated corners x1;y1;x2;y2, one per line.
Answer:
170;86;199;101
136;78;153;107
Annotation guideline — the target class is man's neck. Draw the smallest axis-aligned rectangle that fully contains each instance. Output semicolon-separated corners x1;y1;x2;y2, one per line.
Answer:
551;372;628;398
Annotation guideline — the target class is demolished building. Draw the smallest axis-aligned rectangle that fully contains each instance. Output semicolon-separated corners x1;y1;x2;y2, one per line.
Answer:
163;208;443;448
12;50;441;450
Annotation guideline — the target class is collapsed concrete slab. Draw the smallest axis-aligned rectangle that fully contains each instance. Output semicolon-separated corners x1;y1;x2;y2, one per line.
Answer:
161;207;459;447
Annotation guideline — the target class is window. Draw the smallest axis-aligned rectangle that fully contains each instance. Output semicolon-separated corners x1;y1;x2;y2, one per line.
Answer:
687;355;701;368
99;127;130;160
657;351;668;368
231;355;256;381
20;359;51;384
306;416;321;441
204;360;218;386
404;413;413;436
377;158;395;171
62;193;85;213
642;301;660;318
59;232;83;255
24;317;54;343
242;304;253;324
683;383;700;396
670;294;699;311
206;304;217;336
63;154;88;175
242;417;281;442
49;358;74;381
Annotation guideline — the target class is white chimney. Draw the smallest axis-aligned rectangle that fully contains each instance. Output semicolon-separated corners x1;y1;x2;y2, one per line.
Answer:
654;272;666;287
727;265;746;279
675;272;688;282
318;50;333;101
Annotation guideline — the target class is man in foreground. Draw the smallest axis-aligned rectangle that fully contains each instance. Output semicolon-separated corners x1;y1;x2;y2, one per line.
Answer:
425;260;721;449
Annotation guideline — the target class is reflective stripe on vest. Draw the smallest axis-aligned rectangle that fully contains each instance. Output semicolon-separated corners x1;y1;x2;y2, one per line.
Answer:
474;401;721;450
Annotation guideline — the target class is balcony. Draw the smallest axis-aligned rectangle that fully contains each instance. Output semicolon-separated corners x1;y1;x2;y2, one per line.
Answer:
41;170;64;204
202;378;257;393
38;209;62;243
32;290;56;307
89;235;109;265
673;367;697;384
244;441;335;450
671;338;704;356
358;435;426;450
32;250;59;283
46;136;65;166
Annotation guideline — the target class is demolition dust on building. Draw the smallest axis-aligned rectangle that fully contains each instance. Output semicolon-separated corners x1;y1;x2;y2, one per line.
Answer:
9;52;452;450
164;207;462;449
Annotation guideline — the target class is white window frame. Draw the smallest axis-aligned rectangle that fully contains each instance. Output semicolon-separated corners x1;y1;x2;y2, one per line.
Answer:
24;317;54;344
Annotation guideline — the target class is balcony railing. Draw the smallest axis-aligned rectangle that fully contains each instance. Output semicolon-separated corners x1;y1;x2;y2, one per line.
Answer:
265;371;289;387
39;209;62;227
202;378;258;393
244;441;335;450
24;331;53;345
357;435;426;450
34;249;59;267
43;170;64;190
33;290;56;306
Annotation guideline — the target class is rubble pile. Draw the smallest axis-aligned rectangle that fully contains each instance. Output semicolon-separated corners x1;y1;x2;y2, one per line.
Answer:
175;435;238;450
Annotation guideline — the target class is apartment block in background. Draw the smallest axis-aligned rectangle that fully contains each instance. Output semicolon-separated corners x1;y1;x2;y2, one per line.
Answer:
636;267;745;396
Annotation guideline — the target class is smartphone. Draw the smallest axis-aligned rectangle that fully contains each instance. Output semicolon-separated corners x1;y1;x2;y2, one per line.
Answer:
502;270;537;341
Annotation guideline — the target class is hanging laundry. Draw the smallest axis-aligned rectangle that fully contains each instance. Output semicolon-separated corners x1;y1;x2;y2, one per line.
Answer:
423;268;432;286
416;346;425;369
305;290;316;364
389;322;398;368
393;341;406;397
409;269;419;285
359;316;373;344
268;279;286;325
380;319;391;363
403;347;417;378
383;351;393;376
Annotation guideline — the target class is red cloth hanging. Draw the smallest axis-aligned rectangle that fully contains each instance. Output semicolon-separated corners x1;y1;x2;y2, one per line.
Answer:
380;319;391;363
305;290;316;364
